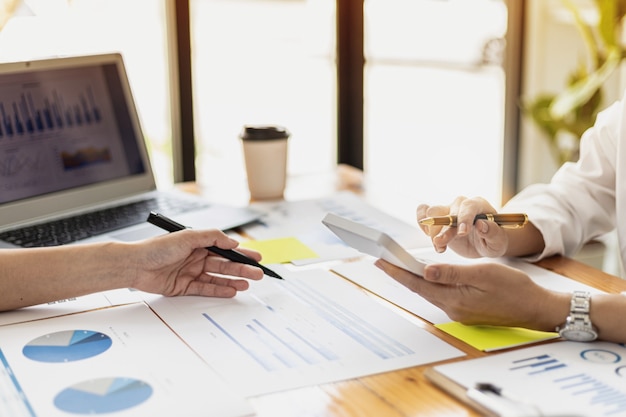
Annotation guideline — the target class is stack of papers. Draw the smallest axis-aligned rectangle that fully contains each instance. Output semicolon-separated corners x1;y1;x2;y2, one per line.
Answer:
0;304;253;417
241;192;430;265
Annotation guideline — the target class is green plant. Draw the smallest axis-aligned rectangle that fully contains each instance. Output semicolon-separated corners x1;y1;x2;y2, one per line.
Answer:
524;0;626;165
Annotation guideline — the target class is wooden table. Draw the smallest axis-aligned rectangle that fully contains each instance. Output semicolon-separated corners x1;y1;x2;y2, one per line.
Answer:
181;165;626;417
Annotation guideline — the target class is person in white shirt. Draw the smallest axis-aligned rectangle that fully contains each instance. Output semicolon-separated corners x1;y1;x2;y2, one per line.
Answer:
0;229;264;312
375;93;626;344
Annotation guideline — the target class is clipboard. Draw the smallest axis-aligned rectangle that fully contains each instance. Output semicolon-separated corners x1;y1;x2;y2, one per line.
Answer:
423;367;499;417
422;340;626;417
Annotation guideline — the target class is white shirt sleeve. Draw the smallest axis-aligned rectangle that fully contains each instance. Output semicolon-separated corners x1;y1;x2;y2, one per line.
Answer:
502;99;621;262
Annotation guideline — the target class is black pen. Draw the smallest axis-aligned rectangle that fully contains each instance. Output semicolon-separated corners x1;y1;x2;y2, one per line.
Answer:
147;211;283;280
418;213;528;229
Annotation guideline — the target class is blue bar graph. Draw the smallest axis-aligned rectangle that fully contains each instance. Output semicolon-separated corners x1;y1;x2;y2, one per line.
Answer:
555;373;626;415
509;353;567;375
508;350;626;415
201;278;416;374
0;87;101;138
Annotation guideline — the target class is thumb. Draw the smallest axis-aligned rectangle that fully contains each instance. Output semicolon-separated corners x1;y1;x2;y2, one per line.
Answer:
423;263;476;286
424;262;518;290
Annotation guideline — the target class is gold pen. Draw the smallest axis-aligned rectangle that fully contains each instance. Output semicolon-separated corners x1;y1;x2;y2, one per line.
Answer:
418;213;528;229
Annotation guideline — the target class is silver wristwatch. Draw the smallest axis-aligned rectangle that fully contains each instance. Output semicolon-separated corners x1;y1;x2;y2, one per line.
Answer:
557;291;598;342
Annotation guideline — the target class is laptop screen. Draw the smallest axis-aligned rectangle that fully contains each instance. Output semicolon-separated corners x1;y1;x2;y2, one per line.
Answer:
0;59;146;204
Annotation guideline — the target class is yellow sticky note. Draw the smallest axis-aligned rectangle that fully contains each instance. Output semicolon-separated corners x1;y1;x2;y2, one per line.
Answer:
239;237;319;265
435;322;559;352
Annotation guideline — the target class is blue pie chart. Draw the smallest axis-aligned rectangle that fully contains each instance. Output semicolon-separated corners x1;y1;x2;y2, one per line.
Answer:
22;330;112;363
54;377;153;414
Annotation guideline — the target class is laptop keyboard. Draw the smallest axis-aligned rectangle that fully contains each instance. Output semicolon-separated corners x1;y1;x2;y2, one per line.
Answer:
0;197;210;248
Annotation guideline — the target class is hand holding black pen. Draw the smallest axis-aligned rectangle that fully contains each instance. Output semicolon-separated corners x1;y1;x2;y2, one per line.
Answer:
147;212;283;280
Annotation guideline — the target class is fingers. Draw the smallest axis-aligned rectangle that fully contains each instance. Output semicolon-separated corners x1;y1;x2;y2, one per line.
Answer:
417;197;503;256
422;262;519;289
190;255;266;297
194;228;235;245
179;258;265;298
417;203;450;237
185;274;251;298
375;259;424;293
455;197;498;236
196;230;263;262
228;246;262;262
471;219;508;257
174;229;263;263
423;196;472;252
417;203;457;253
422;263;470;286
374;259;464;315
376;260;499;293
204;256;265;281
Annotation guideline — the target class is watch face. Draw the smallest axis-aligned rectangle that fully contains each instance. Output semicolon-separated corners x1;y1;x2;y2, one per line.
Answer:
561;328;597;342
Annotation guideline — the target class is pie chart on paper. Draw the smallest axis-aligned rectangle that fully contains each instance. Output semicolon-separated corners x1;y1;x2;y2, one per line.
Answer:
54;377;153;414
22;330;112;362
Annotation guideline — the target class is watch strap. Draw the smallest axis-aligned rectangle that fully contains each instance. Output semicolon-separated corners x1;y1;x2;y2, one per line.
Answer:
568;291;593;324
557;291;598;341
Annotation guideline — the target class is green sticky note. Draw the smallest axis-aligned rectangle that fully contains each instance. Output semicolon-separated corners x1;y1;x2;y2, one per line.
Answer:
435;322;559;352
239;237;319;265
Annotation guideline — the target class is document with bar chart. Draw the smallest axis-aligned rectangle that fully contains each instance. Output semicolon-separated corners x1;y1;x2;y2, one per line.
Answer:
145;265;465;396
0;303;253;417
427;340;626;416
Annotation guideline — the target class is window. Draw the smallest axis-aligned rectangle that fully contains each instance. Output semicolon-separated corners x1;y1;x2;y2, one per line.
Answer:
189;0;337;202
1;0;512;215
363;0;508;219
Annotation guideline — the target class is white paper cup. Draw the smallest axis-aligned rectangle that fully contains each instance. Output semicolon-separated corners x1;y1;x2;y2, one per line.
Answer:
240;125;290;200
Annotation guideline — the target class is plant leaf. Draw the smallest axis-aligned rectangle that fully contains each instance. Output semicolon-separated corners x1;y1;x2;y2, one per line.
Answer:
549;46;620;119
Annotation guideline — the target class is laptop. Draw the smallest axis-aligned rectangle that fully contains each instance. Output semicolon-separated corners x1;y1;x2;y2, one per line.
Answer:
0;53;261;248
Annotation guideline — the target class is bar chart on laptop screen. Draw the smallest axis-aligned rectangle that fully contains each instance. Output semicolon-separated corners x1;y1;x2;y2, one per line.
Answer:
0;65;137;204
0;87;102;138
